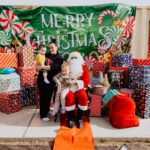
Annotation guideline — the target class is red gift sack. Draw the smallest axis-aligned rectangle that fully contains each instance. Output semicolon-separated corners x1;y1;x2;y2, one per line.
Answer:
90;94;101;117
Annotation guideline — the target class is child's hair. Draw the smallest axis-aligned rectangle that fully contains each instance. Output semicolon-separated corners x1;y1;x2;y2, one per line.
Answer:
39;44;46;50
61;61;70;70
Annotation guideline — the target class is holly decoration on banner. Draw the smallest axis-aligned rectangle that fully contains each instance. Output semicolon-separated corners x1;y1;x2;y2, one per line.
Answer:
19;21;34;40
0;30;12;46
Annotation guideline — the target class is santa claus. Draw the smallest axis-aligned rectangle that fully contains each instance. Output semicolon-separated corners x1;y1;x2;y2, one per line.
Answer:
65;51;90;128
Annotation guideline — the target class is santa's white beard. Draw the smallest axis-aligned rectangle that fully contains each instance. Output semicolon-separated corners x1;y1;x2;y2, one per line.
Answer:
69;59;83;79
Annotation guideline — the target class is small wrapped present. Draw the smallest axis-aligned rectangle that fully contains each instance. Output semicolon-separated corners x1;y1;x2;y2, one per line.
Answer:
108;70;125;89
21;86;36;107
93;61;109;77
0;53;18;69
92;85;109;96
90;94;101;117
112;53;132;67
119;88;133;98
109;66;129;87
15;46;35;67
132;58;150;66
18;67;36;87
0;73;20;93
0;91;21;114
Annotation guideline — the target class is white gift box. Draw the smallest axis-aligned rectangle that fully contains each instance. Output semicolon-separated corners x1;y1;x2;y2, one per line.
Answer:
0;73;20;93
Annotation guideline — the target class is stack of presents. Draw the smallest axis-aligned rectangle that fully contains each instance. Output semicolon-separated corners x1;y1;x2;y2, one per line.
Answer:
0;46;36;114
89;53;150;119
1;46;150;121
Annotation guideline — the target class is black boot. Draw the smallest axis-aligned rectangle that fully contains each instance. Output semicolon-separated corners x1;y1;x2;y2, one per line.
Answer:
76;109;84;128
67;110;75;128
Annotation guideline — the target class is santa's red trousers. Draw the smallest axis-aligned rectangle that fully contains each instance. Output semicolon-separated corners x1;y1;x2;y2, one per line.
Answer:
65;89;88;111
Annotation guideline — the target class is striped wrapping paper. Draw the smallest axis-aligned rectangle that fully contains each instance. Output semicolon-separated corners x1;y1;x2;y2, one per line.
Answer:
132;81;150;118
0;73;20;93
129;66;150;88
21;86;36;107
112;53;132;67
15;46;35;67
0;91;22;114
18;67;36;87
132;58;150;66
0;53;18;69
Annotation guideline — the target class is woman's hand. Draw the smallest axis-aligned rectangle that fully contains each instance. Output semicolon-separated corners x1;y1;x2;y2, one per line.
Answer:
36;65;51;71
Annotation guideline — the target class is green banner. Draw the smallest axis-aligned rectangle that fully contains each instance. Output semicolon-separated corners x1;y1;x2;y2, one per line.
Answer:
0;4;136;60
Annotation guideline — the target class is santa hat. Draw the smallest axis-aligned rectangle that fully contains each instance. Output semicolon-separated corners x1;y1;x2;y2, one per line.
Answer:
67;51;84;65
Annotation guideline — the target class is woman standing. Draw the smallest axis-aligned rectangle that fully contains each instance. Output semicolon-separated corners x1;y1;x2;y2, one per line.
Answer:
37;40;63;121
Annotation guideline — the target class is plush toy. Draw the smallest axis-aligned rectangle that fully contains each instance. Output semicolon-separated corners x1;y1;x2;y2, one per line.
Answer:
0;68;16;74
102;90;139;128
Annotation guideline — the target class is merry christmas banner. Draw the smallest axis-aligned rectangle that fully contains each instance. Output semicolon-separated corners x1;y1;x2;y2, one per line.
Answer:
0;4;136;60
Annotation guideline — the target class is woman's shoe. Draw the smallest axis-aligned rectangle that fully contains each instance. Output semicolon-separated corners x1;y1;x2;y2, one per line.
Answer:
42;117;50;122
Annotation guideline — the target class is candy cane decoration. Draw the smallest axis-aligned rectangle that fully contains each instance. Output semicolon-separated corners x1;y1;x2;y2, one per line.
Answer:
0;9;22;35
19;21;34;39
98;10;116;25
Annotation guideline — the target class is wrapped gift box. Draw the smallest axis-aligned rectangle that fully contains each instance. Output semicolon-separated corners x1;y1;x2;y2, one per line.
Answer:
0;91;21;114
15;46;35;67
108;70;125;89
93;61;109;77
119;88;133;98
0;73;20;93
18;67;36;87
132;58;150;66
0;53;18;69
132;81;150;118
112;53;132;67
129;66;150;88
90;94;101;117
92;85;109;96
21;86;36;107
109;66;129;87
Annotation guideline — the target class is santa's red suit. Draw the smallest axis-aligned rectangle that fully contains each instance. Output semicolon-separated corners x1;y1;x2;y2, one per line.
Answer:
65;65;90;111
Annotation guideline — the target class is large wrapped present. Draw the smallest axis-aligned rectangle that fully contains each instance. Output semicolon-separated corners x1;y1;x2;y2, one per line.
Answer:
112;53;132;67
0;53;18;69
18;67;36;87
15;46;35;67
0;91;21;114
132;58;150;66
119;88;133;98
108;70;125;89
132;81;150;118
93;61;109;77
21;86;36;107
109;66;129;87
0;73;20;93
90;94;101;117
129;66;150;88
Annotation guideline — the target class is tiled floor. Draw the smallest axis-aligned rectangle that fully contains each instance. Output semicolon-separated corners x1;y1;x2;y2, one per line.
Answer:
0;106;150;138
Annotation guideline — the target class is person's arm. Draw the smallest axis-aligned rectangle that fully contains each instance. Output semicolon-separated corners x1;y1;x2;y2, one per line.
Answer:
36;65;51;71
76;66;90;89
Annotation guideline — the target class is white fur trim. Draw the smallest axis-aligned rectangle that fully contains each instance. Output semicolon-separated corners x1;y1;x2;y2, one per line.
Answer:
78;104;88;111
65;105;75;111
76;80;84;89
67;51;84;65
